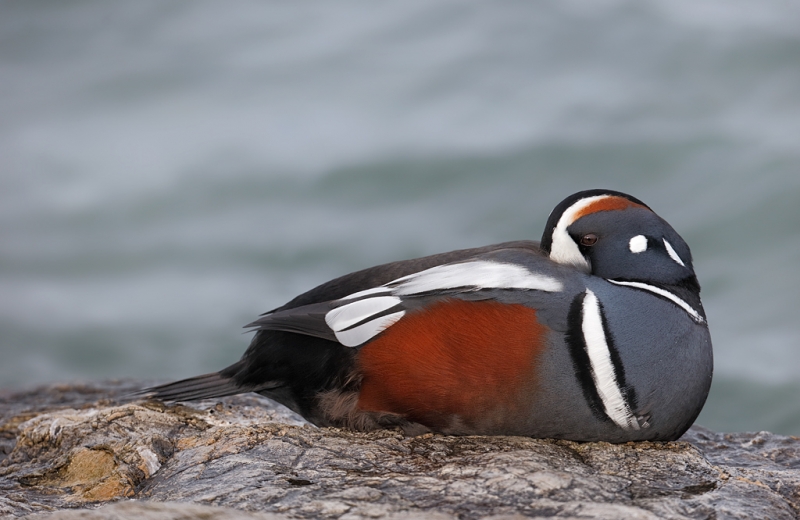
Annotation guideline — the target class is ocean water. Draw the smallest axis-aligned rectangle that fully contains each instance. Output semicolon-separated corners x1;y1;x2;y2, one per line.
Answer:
1;0;799;434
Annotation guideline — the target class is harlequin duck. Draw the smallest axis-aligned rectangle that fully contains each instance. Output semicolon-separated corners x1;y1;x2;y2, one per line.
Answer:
143;189;713;442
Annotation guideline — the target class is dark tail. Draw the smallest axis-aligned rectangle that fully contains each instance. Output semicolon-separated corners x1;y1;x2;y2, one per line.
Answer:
135;360;281;402
138;372;244;401
134;330;358;422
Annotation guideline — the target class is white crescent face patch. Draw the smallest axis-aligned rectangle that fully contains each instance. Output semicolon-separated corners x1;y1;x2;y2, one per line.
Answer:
549;195;610;271
325;260;563;347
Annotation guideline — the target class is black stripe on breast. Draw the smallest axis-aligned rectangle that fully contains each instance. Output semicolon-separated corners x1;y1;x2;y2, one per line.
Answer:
565;292;609;423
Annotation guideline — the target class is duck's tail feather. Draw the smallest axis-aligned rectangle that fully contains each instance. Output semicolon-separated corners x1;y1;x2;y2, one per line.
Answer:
136;372;245;402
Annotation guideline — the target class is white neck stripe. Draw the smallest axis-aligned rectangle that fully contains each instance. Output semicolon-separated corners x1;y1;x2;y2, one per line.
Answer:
607;280;705;324
581;289;639;430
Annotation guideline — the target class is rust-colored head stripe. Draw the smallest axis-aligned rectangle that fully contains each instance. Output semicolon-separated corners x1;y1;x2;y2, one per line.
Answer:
573;196;649;222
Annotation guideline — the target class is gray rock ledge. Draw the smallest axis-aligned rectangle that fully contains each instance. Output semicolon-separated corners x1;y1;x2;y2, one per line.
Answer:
1;381;798;520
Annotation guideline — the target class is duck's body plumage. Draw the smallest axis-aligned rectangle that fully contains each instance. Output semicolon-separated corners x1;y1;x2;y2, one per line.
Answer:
144;190;713;442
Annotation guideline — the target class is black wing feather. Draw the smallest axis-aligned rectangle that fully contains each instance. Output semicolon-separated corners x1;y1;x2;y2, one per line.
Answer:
270;240;541;312
245;301;338;341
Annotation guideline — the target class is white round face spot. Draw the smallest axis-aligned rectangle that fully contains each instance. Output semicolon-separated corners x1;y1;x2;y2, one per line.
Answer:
629;235;648;254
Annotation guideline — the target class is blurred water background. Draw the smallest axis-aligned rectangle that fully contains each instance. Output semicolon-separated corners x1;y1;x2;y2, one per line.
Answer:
1;0;799;434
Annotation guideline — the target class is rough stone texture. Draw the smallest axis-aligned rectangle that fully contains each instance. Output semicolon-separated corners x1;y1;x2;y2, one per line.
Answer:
16;501;287;520
1;381;798;520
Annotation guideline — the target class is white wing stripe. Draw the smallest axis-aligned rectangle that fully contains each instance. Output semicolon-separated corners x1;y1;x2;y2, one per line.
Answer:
333;311;406;347
608;280;704;323
582;290;639;431
391;261;563;295
340;286;393;301
325;296;403;332
326;260;562;347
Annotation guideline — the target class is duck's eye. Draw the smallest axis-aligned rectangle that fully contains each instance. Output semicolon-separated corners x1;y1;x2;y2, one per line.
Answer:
580;233;598;246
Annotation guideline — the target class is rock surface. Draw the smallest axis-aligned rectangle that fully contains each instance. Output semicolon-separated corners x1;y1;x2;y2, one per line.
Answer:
1;381;798;519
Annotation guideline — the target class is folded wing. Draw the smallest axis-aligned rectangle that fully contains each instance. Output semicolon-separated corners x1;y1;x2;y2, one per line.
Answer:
247;258;564;348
